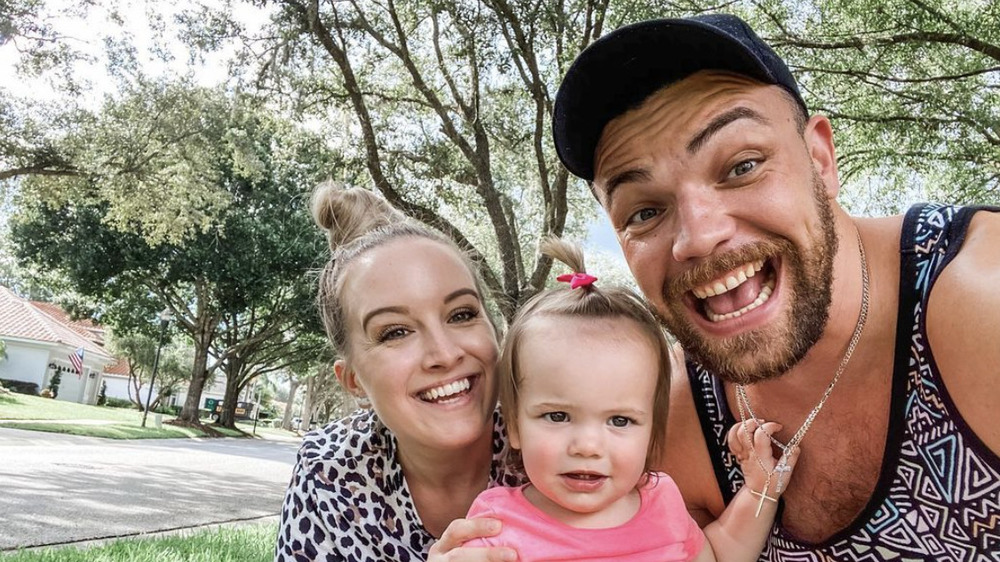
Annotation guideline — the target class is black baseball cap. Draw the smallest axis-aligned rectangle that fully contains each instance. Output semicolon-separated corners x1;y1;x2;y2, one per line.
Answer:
553;13;807;181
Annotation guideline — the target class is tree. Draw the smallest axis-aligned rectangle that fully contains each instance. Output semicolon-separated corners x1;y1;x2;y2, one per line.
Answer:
191;0;626;319
0;1;96;183
10;81;338;424
106;330;193;411
745;0;1000;210
279;370;303;431
211;285;328;428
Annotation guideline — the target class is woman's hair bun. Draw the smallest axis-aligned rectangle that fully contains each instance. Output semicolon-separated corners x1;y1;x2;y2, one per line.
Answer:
310;181;408;251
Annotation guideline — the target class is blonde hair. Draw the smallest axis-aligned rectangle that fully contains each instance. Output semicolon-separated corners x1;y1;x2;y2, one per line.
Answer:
311;181;495;360
497;237;672;478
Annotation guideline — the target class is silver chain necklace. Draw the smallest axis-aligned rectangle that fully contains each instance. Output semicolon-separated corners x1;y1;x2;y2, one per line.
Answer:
735;227;870;506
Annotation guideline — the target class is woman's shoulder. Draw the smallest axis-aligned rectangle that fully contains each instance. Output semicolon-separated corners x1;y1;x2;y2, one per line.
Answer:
297;409;390;469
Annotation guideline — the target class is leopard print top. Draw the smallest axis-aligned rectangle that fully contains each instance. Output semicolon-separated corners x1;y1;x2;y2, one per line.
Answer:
275;408;520;562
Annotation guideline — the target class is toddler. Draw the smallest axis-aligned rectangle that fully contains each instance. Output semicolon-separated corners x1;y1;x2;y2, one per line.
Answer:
464;238;798;561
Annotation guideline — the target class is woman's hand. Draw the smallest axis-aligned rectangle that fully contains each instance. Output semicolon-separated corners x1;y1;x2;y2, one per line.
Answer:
427;517;517;561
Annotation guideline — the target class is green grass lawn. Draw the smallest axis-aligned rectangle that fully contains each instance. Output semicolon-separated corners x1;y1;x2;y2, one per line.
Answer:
0;422;215;439
0;522;277;562
0;393;293;440
0;393;146;422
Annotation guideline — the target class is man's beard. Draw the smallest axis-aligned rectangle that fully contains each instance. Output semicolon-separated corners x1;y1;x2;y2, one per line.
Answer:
657;174;838;384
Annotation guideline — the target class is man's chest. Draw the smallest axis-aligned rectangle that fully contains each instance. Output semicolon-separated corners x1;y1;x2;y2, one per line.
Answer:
776;424;886;542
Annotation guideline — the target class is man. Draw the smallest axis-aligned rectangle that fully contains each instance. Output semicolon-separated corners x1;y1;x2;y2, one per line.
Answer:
547;13;1000;561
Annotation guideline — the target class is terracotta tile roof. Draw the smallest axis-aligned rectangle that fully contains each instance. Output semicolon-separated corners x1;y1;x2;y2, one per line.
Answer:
0;286;111;360
103;357;132;376
29;300;105;345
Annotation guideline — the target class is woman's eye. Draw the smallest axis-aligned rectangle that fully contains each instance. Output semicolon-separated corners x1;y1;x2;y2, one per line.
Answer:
377;327;410;342
609;416;631;428
450;308;480;323
728;159;758;178
544;412;568;423
626;207;659;225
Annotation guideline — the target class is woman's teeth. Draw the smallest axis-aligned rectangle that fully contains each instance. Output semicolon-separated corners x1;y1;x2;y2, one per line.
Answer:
692;260;765;299
419;377;471;402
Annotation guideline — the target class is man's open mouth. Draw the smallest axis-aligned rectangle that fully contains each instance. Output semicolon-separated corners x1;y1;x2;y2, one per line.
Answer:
690;258;777;323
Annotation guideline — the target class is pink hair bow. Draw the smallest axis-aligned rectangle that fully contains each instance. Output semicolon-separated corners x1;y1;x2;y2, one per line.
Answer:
557;272;598;289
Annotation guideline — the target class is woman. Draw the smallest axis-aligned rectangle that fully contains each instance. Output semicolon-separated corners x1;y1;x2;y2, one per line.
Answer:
274;183;520;561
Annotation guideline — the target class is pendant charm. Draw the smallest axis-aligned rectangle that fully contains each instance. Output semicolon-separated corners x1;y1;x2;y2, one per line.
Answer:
774;454;792;493
750;487;778;518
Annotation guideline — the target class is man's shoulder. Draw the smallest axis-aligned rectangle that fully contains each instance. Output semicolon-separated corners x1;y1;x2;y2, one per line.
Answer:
923;206;1000;456
659;351;727;522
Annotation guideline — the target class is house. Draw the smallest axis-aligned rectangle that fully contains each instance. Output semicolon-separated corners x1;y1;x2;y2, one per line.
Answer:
1;285;256;412
0;286;115;404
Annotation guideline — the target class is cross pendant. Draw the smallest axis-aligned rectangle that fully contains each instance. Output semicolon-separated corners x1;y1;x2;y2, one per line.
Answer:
750;488;777;518
774;459;792;493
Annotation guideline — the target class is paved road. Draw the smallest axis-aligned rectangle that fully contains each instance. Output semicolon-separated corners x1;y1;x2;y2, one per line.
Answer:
0;427;301;550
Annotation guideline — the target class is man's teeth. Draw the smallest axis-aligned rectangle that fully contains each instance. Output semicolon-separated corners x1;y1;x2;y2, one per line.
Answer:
705;279;774;322
419;377;470;401
692;260;765;299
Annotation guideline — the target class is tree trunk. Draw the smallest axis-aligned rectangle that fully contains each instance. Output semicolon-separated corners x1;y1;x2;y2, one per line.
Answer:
177;321;214;423
300;375;314;432
217;355;246;429
281;376;300;431
217;373;242;428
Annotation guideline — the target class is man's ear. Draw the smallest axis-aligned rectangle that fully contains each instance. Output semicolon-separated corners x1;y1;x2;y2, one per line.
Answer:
334;359;366;399
803;114;840;199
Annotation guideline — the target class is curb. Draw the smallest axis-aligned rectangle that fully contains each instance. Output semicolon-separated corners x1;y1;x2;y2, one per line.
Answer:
3;514;280;553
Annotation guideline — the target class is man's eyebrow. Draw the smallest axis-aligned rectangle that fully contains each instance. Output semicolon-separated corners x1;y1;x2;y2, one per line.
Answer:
687;107;769;154
600;168;653;210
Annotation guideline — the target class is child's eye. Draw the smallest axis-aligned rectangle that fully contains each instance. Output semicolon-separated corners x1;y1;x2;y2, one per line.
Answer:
609;416;632;428
544;412;568;423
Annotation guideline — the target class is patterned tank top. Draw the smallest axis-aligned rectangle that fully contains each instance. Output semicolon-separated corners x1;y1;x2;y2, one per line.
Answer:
689;203;1000;561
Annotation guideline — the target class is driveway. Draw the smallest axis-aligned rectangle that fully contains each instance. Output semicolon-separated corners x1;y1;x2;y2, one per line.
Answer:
0;427;301;550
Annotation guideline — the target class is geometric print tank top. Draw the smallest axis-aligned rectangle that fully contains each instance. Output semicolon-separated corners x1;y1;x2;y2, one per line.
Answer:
688;203;1000;561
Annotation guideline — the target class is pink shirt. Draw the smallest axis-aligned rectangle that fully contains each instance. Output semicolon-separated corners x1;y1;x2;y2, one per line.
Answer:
465;472;705;561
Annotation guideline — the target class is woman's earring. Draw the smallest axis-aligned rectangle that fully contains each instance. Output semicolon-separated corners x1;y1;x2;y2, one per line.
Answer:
353;391;371;409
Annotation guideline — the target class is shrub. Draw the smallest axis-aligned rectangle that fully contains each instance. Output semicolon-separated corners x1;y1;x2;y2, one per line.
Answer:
0;378;40;395
39;388;54;398
103;397;135;409
97;381;108;406
47;371;62;399
154;404;181;415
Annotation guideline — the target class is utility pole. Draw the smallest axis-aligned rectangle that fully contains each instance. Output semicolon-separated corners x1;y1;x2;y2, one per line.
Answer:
141;308;173;428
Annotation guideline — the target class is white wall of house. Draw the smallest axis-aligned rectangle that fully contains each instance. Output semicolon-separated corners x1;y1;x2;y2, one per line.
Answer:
171;375;228;411
101;374;133;402
0;338;52;390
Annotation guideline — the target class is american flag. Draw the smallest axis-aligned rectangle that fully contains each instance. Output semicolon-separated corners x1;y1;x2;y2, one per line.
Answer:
69;347;85;377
